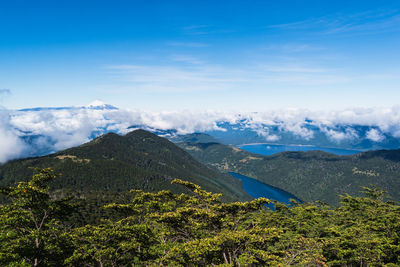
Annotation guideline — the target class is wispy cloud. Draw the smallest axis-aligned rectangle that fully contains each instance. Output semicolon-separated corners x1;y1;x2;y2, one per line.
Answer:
166;41;209;48
261;64;327;73
182;25;234;35
106;64;246;92
183;25;211;31
269;9;400;35
105;58;349;92
170;55;204;65
182;25;212;35
263;43;324;53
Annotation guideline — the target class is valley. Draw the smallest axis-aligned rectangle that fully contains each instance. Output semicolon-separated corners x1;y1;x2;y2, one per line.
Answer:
177;136;400;206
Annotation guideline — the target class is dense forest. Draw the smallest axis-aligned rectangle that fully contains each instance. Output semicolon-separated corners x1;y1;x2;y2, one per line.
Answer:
1;168;399;266
178;139;400;205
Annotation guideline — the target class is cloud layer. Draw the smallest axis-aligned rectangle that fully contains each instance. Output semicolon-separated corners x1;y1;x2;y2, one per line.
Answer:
1;103;400;163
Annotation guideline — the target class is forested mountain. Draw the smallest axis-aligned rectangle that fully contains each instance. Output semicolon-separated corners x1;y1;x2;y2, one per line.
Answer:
0;130;249;206
178;139;400;205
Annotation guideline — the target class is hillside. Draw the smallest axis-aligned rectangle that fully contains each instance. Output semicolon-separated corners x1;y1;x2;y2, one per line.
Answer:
178;140;400;205
0;130;249;204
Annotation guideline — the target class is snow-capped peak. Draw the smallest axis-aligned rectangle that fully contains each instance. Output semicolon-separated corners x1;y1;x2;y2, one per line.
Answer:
85;100;118;110
86;100;107;107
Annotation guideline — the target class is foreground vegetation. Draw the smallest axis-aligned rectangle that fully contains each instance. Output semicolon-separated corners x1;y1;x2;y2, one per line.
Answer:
1;169;400;266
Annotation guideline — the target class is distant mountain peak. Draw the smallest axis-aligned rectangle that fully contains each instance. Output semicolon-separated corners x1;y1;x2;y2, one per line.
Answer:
86;100;106;107
85;100;118;110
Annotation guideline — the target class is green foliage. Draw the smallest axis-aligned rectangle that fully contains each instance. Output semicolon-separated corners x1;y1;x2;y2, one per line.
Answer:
0;168;74;266
65;220;157;266
1;169;400;266
73;179;400;266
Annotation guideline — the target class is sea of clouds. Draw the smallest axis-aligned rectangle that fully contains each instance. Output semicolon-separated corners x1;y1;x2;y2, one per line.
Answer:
1;102;400;163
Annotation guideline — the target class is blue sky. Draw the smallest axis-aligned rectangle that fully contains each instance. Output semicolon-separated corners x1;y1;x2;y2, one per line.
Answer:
1;0;400;111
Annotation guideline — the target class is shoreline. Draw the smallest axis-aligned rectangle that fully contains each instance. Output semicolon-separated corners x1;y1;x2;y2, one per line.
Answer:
228;171;303;204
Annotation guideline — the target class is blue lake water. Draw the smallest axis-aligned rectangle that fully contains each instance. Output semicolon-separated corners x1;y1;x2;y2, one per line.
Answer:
229;172;302;210
239;143;362;156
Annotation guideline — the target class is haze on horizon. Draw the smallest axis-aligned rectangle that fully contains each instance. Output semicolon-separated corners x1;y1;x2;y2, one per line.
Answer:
1;0;400;111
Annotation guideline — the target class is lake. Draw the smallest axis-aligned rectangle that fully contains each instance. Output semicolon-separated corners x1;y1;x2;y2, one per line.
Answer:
239;143;362;156
229;172;302;210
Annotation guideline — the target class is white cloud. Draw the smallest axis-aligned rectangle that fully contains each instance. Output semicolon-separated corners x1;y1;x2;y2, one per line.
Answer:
10;108;109;152
312;106;400;134
281;123;314;140
320;127;359;143
254;128;280;142
0;109;27;163
2;104;400;163
366;128;385;142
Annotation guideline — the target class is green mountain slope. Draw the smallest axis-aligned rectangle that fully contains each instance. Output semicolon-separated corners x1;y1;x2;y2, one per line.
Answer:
178;140;400;205
0;130;249;203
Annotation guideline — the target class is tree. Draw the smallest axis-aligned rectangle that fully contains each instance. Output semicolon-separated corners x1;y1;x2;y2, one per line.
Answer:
0;168;73;266
323;187;400;266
